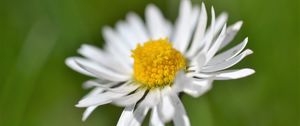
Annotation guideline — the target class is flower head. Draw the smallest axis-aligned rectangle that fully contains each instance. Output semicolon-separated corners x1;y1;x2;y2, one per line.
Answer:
66;1;255;125
132;38;186;88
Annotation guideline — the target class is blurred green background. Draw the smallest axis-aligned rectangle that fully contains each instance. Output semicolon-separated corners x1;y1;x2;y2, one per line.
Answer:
0;0;299;126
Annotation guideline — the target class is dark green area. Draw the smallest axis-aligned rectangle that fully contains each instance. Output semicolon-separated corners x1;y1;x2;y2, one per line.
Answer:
0;0;299;126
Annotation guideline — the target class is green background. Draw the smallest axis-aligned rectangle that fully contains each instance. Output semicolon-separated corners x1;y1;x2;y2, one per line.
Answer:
0;0;299;126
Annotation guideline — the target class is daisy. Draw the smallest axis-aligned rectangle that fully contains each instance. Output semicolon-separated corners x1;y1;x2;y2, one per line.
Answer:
66;1;255;126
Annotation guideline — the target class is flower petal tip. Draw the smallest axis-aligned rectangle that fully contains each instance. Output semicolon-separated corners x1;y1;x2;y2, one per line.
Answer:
233;21;243;30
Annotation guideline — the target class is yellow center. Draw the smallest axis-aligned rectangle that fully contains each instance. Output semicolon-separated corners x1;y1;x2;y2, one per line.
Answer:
131;38;186;88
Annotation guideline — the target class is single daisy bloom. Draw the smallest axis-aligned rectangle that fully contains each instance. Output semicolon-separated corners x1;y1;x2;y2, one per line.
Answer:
66;1;255;126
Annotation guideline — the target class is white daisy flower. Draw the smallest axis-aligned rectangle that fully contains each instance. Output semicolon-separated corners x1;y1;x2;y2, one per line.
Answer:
66;1;255;126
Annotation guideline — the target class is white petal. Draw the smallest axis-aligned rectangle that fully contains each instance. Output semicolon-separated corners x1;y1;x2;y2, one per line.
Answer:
157;95;175;122
204;12;228;51
215;68;255;80
170;93;190;126
190;5;200;30
164;20;173;39
102;26;131;49
82;87;105;100
102;27;132;64
150;106;165;126
207;37;248;66
193;68;255;80
184;79;212;97
78;44;132;75
65;57;95;77
76;92;114;107
82;80;118;89
202;7;216;52
129;106;149;126
106;44;133;66
116;21;138;49
79;83;125;120
180;72;213;97
173;0;192;53
206;24;227;62
103;82;139;93
76;83;138;107
202;49;253;72
68;57;130;81
187;6;228;58
213;12;228;38
82;105;98;121
194;52;207;72
129;89;161;126
173;71;212;97
172;71;195;94
78;44;104;62
145;4;169;39
140;89;161;107
126;12;149;43
117;104;135;126
172;71;189;93
112;89;146;106
186;3;207;57
219;21;243;49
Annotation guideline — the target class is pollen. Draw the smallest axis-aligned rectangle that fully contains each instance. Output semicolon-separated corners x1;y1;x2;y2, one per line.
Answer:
131;38;186;88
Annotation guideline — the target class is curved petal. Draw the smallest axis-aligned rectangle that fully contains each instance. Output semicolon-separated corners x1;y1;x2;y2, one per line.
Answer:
76;83;138;107
76;92;118;107
170;93;190;126
81;83;112;121
186;3;207;57
112;89;146;106
82;105;98;121
129;105;149;126
117;104;135;126
202;49;253;72
207;37;248;66
102;83;139;93
190;5;200;31
202;7;216;52
83;87;104;98
129;89;161;126
214;68;255;80
82;80;118;89
78;44;105;62
212;12;228;39
65;57;95;77
192;68;255;80
205;24;227;62
219;21;243;49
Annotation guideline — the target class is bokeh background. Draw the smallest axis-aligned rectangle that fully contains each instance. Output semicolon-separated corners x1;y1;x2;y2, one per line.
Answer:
0;0;299;126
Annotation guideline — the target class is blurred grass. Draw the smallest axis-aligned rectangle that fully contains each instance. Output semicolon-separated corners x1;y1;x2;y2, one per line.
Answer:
0;0;299;126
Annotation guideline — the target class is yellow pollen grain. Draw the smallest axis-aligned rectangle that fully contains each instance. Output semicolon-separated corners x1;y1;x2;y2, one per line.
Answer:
131;38;186;88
